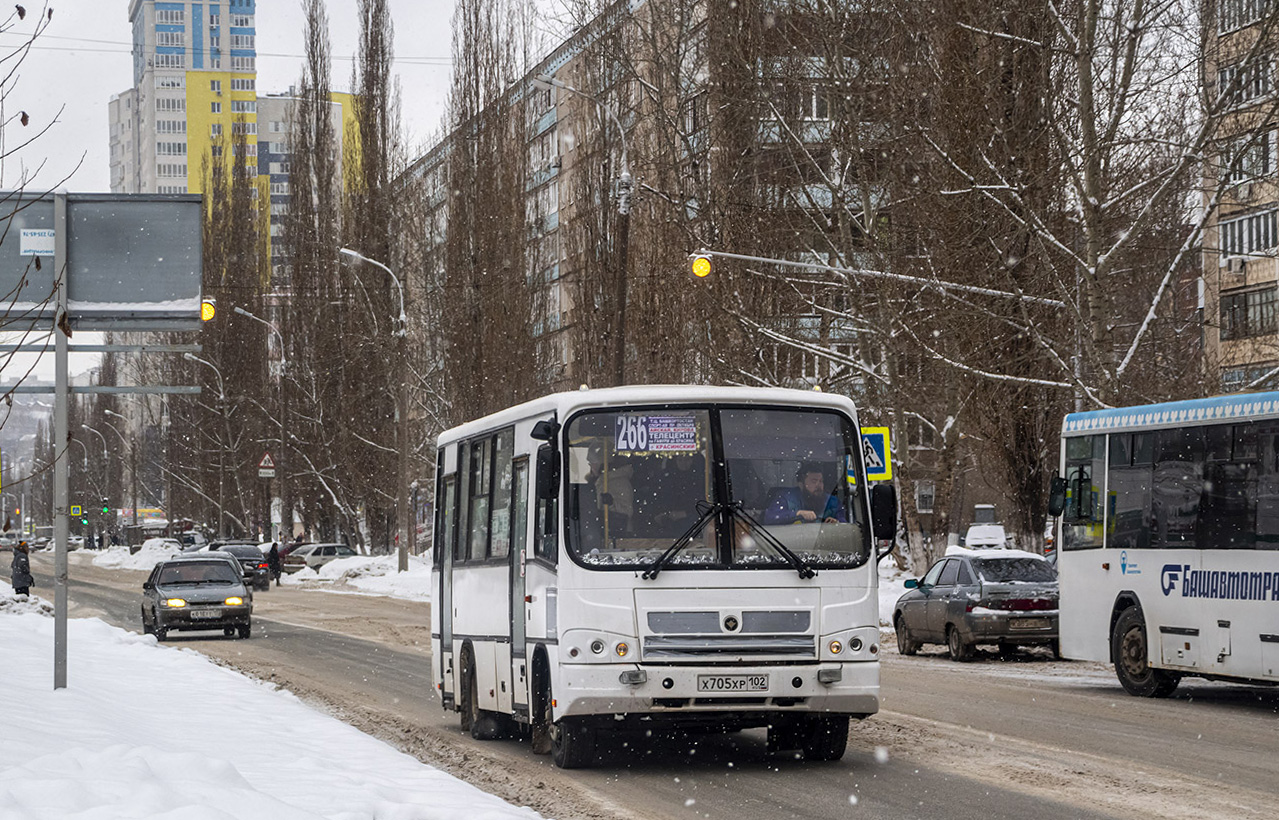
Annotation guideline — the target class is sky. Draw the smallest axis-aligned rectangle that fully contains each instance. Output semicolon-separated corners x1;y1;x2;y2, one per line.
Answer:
0;0;463;382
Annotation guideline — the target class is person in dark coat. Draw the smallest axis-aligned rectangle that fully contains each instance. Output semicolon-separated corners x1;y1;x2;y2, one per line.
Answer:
11;540;33;596
267;542;282;587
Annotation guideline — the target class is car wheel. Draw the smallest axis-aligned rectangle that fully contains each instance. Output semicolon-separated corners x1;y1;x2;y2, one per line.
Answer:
155;625;168;642
997;642;1017;658
1111;606;1179;697
801;714;849;762
237;623;252;639
894;616;920;656
946;625;973;662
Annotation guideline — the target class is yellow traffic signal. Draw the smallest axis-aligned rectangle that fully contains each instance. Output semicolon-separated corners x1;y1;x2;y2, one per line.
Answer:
691;254;712;278
201;299;217;321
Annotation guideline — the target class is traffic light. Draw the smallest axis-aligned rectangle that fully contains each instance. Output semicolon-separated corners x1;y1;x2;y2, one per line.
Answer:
81;517;88;525
690;252;712;278
101;497;110;515
201;298;217;322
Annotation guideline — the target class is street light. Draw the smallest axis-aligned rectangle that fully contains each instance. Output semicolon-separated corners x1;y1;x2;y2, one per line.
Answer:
533;72;632;385
184;353;231;538
102;410;140;531
338;247;410;572
234;304;290;542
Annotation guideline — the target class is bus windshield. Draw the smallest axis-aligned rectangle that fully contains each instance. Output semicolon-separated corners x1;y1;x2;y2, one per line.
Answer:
565;406;870;570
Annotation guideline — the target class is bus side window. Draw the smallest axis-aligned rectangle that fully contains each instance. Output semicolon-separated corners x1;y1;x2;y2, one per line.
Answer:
535;496;557;562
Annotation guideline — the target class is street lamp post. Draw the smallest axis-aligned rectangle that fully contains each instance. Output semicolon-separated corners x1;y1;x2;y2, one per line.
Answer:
533;73;632;385
234;305;289;542
338;247;409;572
82;424;110;541
184;353;230;538
102;411;139;532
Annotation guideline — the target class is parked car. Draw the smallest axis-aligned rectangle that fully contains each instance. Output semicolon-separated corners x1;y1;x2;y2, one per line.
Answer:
210;543;271;591
893;547;1059;661
282;542;358;573
140;557;253;640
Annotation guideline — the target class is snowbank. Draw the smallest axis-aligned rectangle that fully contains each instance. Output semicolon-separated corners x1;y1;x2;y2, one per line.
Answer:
0;592;541;820
284;554;432;602
91;540;184;572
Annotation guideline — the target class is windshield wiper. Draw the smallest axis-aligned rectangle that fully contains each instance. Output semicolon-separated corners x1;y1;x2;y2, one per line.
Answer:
642;500;723;580
728;503;817;579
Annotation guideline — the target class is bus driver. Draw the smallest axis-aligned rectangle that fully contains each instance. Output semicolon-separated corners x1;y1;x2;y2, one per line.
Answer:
764;462;845;525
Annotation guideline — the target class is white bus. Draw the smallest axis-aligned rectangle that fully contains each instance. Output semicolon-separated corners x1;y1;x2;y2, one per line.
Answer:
431;386;897;768
1052;391;1279;696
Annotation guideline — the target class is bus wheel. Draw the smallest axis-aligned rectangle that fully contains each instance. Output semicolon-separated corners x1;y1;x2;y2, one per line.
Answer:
894;617;919;656
946;625;973;662
766;717;805;756
802;715;849;762
551;716;596;769
531;677;552;755
1112;606;1180;698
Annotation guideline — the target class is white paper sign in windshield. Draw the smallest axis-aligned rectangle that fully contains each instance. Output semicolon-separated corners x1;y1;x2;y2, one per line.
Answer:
615;413;699;452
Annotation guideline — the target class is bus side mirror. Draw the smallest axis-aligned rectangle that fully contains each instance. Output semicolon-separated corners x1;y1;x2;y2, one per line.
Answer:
870;484;897;541
1048;475;1067;518
536;444;559;500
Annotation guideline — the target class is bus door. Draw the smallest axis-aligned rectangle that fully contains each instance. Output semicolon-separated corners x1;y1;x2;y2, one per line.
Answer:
509;458;531;716
437;448;459;705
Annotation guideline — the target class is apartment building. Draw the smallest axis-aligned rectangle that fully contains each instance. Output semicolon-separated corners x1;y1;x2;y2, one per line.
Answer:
1206;1;1279;392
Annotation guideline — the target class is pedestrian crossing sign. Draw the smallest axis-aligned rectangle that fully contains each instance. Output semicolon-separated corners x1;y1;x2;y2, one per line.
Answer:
70;505;82;517
860;427;892;482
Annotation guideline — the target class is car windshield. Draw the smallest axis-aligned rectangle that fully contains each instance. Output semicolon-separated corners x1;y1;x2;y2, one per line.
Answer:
973;557;1056;583
564;406;870;570
157;562;240;585
222;546;263;559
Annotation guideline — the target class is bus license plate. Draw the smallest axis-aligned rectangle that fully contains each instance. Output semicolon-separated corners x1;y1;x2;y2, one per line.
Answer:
189;609;222;620
1010;618;1048;630
697;674;768;693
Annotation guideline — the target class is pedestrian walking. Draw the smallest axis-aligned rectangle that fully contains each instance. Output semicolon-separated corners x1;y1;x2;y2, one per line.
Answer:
11;540;33;596
267;542;282;587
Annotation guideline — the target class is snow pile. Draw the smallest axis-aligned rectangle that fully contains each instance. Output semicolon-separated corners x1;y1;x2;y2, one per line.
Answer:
91;540;184;572
0;605;542;820
877;560;911;627
286;554;432;602
0;591;54;617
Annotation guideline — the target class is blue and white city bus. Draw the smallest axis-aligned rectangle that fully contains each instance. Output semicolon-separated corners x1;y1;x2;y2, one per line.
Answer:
431;386;897;767
1053;391;1279;696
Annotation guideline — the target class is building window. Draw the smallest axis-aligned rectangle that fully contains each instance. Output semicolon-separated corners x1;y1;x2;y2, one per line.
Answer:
156;163;187;178
1221;131;1275;185
156;120;186;134
270;181;289;195
210;13;220;27
915;481;935;515
231;56;255;71
211;80;222;93
231;14;253;27
231;100;256;113
1219;0;1274;34
155;9;185;25
231;78;255;91
230;34;255;49
156;97;185;112
211;123;223;137
156;75;184;89
154;53;184;69
1220;286;1278;339
209;34;220;49
1218;54;1272;107
156;141;186;155
156;31;184;47
232;121;257;135
211;102;222;114
1220;208;1278;260
158;185;188;194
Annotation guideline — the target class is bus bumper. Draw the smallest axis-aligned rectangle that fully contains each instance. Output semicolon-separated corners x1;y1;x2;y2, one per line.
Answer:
556;660;880;721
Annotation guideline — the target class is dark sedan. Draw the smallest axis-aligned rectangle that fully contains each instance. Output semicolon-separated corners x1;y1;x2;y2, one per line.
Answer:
141;558;253;640
213;543;271;591
893;549;1059;661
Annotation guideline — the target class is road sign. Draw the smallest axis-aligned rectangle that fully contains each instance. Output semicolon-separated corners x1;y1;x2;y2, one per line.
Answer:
860;427;892;482
258;452;276;479
70;505;82;517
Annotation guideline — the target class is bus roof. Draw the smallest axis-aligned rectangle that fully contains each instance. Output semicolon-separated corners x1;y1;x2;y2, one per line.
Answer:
1062;390;1279;436
438;385;858;445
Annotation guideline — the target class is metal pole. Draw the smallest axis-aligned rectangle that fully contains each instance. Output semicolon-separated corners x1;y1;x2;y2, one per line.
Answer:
53;190;69;690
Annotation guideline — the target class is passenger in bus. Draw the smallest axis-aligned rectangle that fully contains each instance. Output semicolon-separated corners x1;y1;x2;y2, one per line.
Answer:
763;462;845;525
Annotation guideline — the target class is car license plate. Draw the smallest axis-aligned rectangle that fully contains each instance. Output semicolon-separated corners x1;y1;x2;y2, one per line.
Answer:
697;674;769;693
1010;618;1048;629
189;609;222;620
